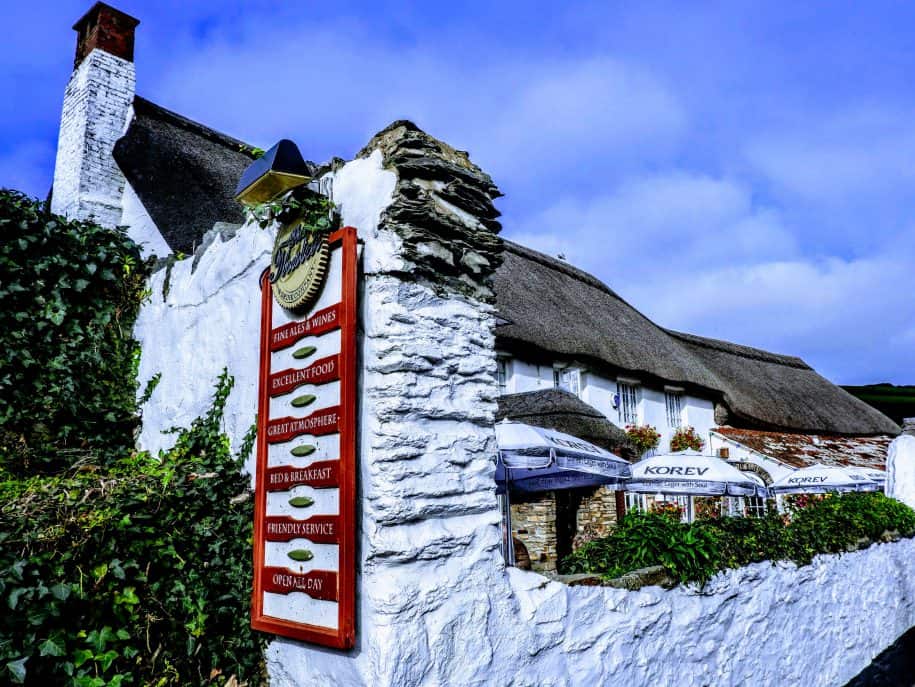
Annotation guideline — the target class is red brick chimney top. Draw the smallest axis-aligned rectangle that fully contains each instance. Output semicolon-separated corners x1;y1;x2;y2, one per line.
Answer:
72;2;140;68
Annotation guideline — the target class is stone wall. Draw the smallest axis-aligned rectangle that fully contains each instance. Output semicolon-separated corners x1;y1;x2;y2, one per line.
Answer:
576;486;619;543
511;495;558;572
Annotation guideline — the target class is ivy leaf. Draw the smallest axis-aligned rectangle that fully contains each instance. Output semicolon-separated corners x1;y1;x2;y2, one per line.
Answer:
97;650;119;671
5;657;27;683
50;582;71;600
73;648;93;667
8;587;28;610
39;637;65;657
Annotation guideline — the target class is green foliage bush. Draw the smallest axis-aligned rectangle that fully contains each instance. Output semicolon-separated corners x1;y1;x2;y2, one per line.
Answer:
0;194;264;685
0;190;147;472
560;493;915;585
561;512;721;584
0;372;264;686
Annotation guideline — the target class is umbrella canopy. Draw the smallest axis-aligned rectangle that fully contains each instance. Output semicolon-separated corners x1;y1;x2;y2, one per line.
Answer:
495;420;631;494
850;467;885;489
769;465;879;494
625;451;762;496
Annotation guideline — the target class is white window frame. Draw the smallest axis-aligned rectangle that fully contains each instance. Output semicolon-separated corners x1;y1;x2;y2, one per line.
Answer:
616;379;641;425
554;365;582;398
665;387;684;428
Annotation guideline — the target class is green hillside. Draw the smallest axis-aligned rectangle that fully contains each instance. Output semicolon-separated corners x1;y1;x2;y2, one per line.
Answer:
842;384;915;427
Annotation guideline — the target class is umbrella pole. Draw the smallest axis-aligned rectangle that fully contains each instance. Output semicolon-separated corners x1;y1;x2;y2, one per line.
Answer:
504;467;515;567
687;495;694;523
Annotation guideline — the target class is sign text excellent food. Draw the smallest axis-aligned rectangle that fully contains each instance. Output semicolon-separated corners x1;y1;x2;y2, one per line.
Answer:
251;222;358;649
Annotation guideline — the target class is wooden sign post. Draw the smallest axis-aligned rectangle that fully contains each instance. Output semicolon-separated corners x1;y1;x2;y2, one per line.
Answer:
251;226;357;649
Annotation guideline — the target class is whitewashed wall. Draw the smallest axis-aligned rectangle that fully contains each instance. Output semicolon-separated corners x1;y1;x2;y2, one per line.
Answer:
505;359;716;451
135;222;274;474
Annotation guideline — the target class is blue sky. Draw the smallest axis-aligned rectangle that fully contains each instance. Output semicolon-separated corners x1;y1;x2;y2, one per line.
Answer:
4;1;914;384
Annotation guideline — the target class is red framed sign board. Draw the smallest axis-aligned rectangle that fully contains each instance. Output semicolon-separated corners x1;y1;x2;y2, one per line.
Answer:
251;225;358;649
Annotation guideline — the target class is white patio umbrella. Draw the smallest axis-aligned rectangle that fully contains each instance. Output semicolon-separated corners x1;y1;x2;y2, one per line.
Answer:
494;420;631;566
495;420;631;480
859;468;886;485
769;465;878;494
625;450;762;497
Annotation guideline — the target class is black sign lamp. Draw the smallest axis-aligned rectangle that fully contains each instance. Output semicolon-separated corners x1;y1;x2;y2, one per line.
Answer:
234;139;312;206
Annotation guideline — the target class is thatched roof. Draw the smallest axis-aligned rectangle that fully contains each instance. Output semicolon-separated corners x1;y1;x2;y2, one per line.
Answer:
494;241;900;436
113;96;258;254
496;389;634;458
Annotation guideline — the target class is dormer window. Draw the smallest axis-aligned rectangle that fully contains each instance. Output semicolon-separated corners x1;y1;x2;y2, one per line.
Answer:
554;366;581;398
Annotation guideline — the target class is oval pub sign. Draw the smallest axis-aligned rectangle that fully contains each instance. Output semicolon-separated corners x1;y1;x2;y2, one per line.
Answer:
269;221;330;313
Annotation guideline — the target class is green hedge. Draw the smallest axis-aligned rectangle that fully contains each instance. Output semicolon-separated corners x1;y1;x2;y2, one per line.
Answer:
560;493;915;584
0;190;147;473
0;372;264;686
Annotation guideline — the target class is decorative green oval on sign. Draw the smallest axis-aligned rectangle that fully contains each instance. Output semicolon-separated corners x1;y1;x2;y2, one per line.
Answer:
290;445;316;457
287;549;314;562
290;394;316;408
292;345;317;360
288;496;315;508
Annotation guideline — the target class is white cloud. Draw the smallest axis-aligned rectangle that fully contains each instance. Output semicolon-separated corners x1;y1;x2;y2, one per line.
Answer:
148;20;685;186
506;169;914;384
626;253;914;383
508;171;797;276
746;107;915;204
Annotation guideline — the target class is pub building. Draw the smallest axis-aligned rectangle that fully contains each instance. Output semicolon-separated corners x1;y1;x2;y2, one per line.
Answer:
48;2;900;582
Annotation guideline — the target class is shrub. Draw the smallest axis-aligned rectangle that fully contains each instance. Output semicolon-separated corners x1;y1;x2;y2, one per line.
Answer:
625;424;661;454
561;512;720;584
560;492;915;586
669;426;705;452
0;190;147;473
788;492;915;565
648;500;684;521
0;372;264;686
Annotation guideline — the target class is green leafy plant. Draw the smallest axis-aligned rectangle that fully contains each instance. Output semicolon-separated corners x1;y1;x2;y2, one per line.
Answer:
560;492;915;586
0;372;265;686
0;190;148;473
561;512;720;584
624;424;661;454
669;425;705;452
244;187;334;231
0;195;265;685
648;500;684;521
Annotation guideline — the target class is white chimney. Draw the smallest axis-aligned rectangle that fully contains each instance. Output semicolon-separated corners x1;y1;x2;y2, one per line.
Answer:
50;3;139;227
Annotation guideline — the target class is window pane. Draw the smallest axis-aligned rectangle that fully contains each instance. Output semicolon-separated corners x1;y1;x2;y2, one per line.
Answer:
665;392;683;428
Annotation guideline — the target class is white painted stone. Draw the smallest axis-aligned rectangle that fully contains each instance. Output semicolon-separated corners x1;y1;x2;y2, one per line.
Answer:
135;221;274;473
887;434;915;509
51;49;135;228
